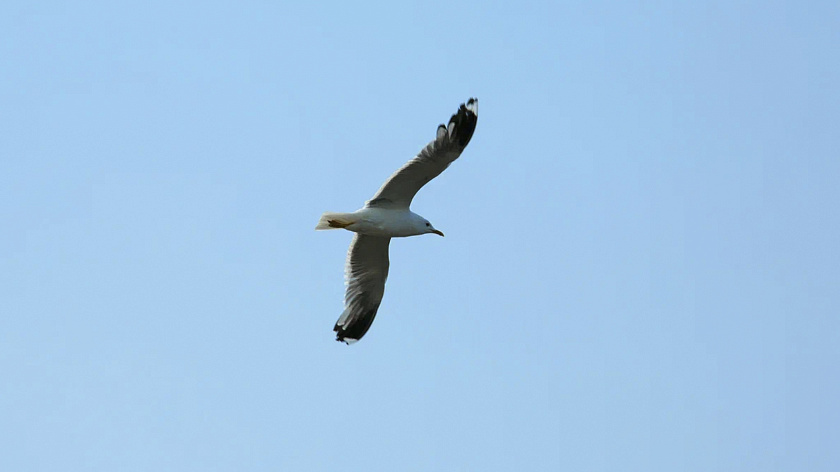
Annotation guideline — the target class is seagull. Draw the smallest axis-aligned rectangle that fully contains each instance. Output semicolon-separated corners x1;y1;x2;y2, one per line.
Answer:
316;98;478;344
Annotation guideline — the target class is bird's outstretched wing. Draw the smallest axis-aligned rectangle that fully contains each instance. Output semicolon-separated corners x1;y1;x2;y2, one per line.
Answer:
366;98;478;209
334;234;391;343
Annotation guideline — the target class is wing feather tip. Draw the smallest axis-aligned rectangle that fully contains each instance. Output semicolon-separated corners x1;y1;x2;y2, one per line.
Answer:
334;306;378;344
436;124;447;140
448;97;478;148
466;97;478;114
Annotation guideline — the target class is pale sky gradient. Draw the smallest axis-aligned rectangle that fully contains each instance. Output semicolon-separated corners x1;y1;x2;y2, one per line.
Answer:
2;1;839;471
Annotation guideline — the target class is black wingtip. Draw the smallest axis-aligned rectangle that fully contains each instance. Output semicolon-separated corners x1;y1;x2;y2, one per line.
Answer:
448;98;478;148
334;308;379;344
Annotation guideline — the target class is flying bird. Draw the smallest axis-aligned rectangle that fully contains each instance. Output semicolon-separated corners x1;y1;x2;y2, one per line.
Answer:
316;98;479;343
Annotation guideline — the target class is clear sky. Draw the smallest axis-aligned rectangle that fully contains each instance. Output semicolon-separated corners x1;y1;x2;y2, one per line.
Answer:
2;1;838;470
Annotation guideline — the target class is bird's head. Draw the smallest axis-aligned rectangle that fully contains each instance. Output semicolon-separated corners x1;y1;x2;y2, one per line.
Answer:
423;220;444;237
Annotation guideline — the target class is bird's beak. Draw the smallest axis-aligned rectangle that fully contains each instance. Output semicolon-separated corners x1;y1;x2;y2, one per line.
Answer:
432;229;445;237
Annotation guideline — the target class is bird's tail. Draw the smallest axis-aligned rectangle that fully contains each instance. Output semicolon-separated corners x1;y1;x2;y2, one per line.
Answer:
315;212;356;230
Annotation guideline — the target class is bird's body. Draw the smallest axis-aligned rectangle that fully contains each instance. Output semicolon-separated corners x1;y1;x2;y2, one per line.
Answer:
316;98;478;343
316;207;438;238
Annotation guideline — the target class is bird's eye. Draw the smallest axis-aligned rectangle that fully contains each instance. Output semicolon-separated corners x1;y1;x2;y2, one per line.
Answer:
425;222;430;227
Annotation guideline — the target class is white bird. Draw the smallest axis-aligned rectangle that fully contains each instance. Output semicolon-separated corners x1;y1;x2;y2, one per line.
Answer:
316;98;478;343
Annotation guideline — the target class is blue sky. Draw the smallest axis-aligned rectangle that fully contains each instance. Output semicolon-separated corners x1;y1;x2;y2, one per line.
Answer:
2;1;838;470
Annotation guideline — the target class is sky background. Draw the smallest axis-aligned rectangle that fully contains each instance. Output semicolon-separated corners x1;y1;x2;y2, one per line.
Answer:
2;1;839;471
